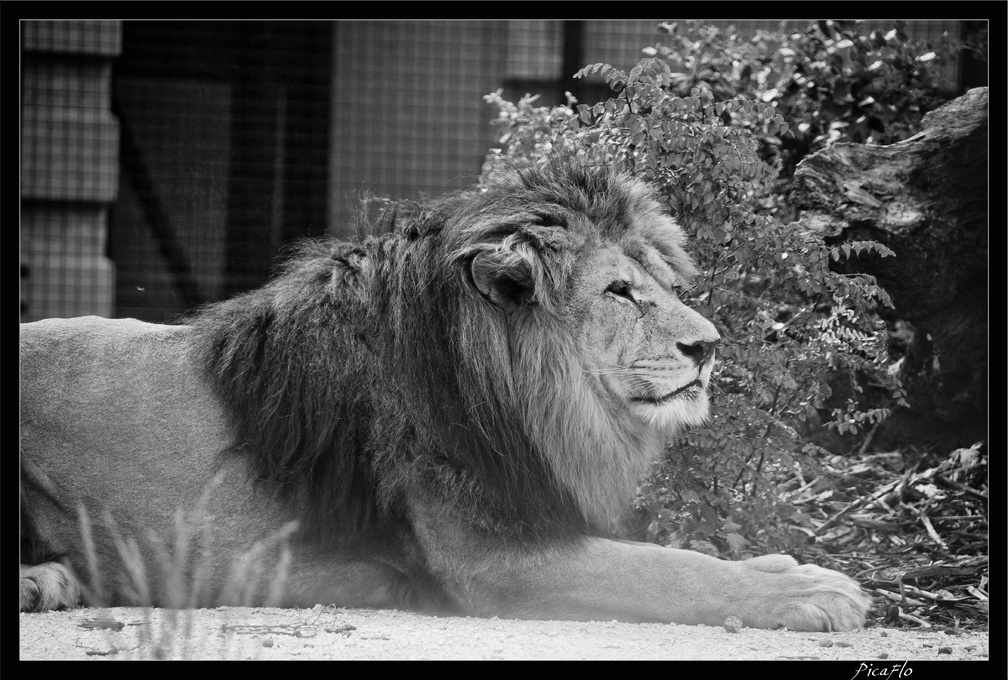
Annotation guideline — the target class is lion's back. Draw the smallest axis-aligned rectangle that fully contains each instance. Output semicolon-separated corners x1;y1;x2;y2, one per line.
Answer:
20;316;231;494
20;315;190;360
20;316;197;410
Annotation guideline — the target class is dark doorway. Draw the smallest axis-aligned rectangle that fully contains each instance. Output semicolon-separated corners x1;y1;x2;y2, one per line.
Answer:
110;21;332;321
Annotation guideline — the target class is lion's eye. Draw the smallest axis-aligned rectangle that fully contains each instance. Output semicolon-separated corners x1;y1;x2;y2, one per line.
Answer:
606;280;646;317
605;280;635;302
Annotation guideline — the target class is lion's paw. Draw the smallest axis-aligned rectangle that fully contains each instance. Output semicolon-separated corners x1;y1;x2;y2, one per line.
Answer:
740;556;871;632
20;563;81;612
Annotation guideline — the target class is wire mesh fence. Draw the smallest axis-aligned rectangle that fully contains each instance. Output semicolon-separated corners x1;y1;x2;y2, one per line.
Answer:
20;19;975;323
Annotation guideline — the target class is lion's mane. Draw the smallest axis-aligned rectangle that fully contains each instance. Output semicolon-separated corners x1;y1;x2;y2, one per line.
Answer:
191;162;672;544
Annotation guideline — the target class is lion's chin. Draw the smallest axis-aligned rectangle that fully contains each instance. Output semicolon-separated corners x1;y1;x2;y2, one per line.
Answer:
630;388;710;435
630;379;704;405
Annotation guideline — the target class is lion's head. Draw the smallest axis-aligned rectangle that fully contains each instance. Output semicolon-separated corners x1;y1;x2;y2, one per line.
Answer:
195;160;719;540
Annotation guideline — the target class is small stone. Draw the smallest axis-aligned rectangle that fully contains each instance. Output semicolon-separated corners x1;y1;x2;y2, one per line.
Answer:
878;652;889;659
723;616;743;633
262;638;274;648
79;618;125;631
818;639;834;648
938;646;953;655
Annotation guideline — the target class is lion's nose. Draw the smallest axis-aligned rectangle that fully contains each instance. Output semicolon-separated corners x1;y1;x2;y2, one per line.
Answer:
676;338;718;367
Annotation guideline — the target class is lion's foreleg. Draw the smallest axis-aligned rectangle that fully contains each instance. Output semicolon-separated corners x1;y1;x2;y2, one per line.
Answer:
415;521;870;631
538;539;871;631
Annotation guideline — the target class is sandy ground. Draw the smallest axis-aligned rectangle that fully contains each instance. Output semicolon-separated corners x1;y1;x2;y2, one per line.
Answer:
19;605;989;661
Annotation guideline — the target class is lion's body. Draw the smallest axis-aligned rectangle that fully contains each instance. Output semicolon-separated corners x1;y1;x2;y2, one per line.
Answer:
20;163;870;629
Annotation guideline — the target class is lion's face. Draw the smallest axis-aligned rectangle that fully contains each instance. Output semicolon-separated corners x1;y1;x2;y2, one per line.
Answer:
461;168;719;440
457;165;721;528
573;244;719;435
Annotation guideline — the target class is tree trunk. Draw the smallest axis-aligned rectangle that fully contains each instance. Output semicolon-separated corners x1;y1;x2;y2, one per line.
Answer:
789;87;988;451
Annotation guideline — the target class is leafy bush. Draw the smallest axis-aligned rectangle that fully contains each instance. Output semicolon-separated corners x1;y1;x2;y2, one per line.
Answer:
478;19;962;557
648;19;964;181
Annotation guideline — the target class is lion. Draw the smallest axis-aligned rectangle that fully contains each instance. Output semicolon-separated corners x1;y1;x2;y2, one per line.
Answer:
19;161;870;630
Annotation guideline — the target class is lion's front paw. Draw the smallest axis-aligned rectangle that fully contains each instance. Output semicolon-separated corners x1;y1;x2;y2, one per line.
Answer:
20;563;81;612
740;555;871;632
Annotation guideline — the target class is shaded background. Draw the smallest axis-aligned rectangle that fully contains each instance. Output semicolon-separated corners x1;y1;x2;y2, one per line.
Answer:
19;19;978;323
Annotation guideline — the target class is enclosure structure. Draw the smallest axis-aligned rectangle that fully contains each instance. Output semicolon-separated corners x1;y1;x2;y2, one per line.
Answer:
19;19;974;323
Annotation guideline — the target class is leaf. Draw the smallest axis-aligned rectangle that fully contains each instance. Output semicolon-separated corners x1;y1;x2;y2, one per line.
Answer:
760;88;780;103
726;532;748;554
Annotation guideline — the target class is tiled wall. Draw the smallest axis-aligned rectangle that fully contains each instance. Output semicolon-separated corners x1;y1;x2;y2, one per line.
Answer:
20;20;121;321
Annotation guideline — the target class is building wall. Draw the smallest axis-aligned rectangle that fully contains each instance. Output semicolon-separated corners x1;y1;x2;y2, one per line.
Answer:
20;20;121;322
327;21;511;237
104;22;332;321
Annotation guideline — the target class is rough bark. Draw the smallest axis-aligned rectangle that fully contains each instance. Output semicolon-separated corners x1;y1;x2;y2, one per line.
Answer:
789;87;988;451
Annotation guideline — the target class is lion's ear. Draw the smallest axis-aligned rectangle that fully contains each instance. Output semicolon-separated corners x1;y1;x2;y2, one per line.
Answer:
470;249;536;310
